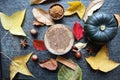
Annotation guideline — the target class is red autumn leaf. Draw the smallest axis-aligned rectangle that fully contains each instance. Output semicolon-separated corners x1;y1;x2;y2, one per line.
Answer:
73;21;84;41
33;39;47;51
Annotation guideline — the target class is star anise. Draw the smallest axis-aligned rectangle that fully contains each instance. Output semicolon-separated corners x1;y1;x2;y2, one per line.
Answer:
20;39;28;48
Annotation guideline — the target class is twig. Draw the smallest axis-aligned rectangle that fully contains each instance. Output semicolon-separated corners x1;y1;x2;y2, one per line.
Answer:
26;36;33;42
0;31;9;43
0;52;12;61
0;52;18;66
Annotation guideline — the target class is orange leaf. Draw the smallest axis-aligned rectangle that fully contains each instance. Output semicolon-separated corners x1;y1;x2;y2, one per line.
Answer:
64;1;86;19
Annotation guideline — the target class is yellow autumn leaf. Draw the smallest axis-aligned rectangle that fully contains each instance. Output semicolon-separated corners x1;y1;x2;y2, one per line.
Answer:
86;45;120;72
64;1;86;19
0;9;26;36
10;52;33;80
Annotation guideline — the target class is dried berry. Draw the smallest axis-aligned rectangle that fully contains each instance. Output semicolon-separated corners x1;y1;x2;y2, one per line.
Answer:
75;52;82;59
20;39;28;48
39;58;58;71
31;54;38;61
30;29;38;37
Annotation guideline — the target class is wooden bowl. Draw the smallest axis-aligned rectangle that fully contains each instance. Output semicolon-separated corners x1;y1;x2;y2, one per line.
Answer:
44;24;74;55
49;3;64;20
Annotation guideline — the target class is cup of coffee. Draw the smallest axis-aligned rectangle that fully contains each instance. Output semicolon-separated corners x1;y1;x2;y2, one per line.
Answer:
44;24;74;55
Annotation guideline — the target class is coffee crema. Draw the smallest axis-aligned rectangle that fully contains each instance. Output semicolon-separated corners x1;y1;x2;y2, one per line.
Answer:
44;24;74;55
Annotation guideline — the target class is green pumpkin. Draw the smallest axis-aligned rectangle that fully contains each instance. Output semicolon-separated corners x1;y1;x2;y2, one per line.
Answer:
84;12;118;44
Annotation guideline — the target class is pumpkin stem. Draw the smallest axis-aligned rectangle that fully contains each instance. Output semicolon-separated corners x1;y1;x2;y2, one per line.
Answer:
100;25;106;31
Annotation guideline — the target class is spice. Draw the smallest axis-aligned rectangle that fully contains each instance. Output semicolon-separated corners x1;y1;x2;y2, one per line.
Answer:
20;39;28;48
49;4;64;20
47;28;70;51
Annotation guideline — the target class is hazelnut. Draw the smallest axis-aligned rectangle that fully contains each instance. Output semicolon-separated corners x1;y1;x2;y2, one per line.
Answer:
31;54;38;61
75;52;82;59
30;29;38;36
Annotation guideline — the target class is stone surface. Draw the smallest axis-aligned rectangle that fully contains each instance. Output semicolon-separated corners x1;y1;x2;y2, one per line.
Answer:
0;0;120;80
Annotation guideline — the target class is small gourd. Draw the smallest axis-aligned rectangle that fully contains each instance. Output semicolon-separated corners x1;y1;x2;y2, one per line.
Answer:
84;12;118;44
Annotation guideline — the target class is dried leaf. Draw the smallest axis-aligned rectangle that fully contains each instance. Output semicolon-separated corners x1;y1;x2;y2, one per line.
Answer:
33;39;47;51
10;52;33;80
31;0;46;5
73;21;84;41
32;8;54;26
114;14;120;27
64;1;86;19
56;56;77;70
86;45;120;72
0;9;26;36
74;42;87;51
33;19;44;26
39;58;58;71
83;0;104;22
58;60;82;80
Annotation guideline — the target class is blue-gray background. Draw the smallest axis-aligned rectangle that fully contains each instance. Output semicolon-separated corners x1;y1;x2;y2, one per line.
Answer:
0;0;120;80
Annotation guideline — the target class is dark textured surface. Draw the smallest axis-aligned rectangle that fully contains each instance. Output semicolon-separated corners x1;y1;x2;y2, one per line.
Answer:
0;55;2;78
0;0;120;80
